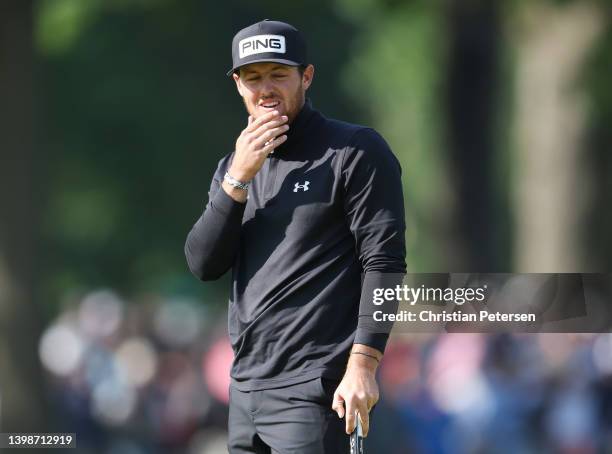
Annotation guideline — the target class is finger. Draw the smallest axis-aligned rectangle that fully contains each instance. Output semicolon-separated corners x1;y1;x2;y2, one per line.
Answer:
245;110;282;132
357;404;370;437
260;135;287;155
248;115;253;125
250;115;288;139
331;392;345;419
368;394;379;412
345;404;356;434
244;111;276;133
252;124;290;149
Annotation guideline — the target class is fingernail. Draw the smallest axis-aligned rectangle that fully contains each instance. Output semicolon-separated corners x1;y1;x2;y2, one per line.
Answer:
282;115;288;120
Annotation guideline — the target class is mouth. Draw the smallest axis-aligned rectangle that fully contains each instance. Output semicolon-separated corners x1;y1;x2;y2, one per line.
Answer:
259;100;281;109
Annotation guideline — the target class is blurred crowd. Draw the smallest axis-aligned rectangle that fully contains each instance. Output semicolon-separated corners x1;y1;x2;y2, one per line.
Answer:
39;289;612;454
39;289;231;454
371;333;612;454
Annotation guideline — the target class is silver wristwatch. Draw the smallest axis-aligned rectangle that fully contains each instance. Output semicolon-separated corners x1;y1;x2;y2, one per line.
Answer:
224;172;250;190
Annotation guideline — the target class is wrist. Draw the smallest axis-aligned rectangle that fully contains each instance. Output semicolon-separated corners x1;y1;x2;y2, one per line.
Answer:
221;180;248;203
349;344;382;372
227;166;252;183
348;351;380;373
224;171;250;191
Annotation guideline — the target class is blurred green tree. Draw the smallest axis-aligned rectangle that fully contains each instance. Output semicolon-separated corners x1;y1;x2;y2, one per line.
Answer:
335;0;508;271
0;0;47;433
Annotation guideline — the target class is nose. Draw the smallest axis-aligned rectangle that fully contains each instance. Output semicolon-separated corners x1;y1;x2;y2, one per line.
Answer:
260;76;276;97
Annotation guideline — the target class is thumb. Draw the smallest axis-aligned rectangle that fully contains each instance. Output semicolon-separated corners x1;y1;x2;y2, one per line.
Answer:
248;115;254;125
332;392;345;418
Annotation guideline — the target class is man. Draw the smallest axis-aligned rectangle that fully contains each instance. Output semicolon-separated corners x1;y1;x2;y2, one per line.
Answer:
185;19;405;453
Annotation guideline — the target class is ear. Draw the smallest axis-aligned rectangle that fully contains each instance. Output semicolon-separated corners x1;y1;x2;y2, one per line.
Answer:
232;72;243;97
302;64;315;90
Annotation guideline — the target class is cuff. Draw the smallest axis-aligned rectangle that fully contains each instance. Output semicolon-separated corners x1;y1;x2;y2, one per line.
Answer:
353;331;389;355
211;184;247;215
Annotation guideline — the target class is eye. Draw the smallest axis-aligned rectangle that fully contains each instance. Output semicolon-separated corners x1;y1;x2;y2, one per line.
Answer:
245;75;260;82
272;73;287;79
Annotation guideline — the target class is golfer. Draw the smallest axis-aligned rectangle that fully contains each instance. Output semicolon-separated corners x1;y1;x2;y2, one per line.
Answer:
185;19;406;453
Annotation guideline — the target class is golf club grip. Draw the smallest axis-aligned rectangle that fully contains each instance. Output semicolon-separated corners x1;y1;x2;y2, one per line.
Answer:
349;416;364;454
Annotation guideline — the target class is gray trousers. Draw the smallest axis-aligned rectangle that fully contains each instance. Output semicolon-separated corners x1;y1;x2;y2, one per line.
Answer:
227;377;350;453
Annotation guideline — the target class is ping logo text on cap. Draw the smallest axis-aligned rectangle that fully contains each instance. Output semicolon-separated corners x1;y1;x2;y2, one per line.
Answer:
239;34;286;58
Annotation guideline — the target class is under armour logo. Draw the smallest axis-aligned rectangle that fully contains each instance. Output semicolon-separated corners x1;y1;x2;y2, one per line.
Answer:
293;181;310;192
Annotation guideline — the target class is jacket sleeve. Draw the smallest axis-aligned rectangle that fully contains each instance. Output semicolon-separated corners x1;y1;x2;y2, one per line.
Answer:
342;128;407;354
184;155;246;281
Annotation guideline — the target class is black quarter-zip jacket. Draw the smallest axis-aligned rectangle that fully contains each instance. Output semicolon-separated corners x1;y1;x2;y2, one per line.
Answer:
185;99;406;391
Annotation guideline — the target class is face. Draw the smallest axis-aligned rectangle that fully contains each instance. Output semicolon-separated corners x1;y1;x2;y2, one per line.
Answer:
233;62;314;124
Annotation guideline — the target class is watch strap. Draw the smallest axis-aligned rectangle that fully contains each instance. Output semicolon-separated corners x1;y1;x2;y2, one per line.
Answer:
224;172;250;190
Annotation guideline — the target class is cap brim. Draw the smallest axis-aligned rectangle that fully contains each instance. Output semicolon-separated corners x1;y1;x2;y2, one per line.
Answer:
226;58;301;77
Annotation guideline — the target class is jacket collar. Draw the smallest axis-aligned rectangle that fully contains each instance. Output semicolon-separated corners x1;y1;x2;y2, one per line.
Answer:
273;98;318;154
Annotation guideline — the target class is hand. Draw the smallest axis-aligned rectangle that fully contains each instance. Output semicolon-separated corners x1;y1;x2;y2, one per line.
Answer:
331;348;381;437
229;110;289;182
